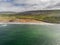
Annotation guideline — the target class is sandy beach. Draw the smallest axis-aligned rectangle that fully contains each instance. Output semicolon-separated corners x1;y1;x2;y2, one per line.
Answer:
0;18;55;25
0;22;54;25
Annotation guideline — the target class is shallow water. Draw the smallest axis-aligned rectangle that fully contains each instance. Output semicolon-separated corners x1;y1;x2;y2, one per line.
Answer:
0;24;60;45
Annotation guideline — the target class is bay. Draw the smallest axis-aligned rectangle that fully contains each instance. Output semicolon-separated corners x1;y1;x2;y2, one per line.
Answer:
0;24;59;45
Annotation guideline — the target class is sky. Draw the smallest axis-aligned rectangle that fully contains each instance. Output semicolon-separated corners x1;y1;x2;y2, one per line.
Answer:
0;0;60;12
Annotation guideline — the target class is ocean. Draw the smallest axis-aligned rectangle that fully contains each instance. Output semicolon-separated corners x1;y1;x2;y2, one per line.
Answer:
0;24;60;45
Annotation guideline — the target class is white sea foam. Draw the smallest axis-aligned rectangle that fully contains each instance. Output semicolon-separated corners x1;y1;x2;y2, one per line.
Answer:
0;24;8;27
2;24;7;26
0;22;55;25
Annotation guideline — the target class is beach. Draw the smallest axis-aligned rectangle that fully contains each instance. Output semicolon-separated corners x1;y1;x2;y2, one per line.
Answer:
0;18;55;25
0;22;54;25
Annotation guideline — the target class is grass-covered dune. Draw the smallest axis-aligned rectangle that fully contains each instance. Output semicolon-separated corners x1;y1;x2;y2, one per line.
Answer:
0;10;60;23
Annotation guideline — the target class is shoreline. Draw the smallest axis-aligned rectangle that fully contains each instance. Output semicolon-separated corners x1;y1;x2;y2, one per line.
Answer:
0;22;54;25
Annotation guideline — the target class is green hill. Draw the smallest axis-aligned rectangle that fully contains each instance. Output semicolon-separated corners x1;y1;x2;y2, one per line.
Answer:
0;10;60;23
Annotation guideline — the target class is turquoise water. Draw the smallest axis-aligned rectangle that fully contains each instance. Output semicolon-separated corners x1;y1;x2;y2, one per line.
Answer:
0;24;60;45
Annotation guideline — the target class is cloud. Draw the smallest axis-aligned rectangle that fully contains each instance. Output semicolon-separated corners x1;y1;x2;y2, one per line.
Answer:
0;0;60;12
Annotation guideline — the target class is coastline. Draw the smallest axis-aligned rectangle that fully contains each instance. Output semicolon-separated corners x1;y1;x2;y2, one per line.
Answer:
0;22;54;25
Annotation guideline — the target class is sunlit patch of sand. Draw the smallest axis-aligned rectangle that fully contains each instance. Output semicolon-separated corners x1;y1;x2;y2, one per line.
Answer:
0;18;55;25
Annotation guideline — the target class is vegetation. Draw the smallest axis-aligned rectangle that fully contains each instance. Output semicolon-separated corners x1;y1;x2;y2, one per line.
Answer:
0;10;60;23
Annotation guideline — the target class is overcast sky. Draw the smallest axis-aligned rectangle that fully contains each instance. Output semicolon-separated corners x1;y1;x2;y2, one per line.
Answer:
0;0;60;12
